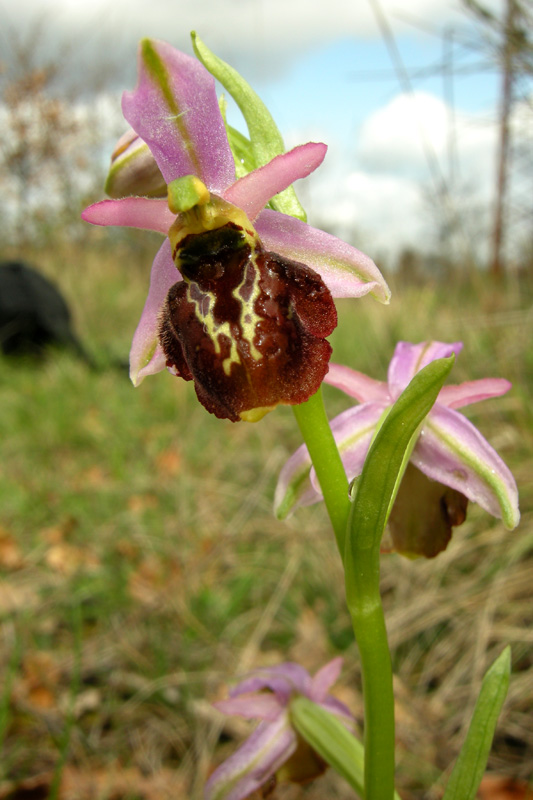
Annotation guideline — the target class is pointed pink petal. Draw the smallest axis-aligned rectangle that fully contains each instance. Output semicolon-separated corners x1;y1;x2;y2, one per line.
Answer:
122;39;235;192
387;341;463;400
310;403;387;494
274;441;318;519
310;657;343;702
438;378;511;409
413;405;520;529
204;715;296;800
231;663;312;704
133;343;167;385
324;363;390;403
82;197;174;234
214;692;285;722
129;238;180;386
255;209;390;302
275;403;386;517
224;143;327;220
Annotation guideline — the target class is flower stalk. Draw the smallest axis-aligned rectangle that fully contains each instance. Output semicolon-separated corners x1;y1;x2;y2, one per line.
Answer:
291;389;350;554
292;392;395;800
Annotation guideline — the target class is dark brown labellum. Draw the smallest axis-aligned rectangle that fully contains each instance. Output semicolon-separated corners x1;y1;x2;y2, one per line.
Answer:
159;222;337;421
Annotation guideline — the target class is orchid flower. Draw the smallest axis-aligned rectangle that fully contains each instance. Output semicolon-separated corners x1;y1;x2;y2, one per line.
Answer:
206;658;352;800
275;341;520;557
82;39;389;422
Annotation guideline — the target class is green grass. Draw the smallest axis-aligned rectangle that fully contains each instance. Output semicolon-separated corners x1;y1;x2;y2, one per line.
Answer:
0;240;532;798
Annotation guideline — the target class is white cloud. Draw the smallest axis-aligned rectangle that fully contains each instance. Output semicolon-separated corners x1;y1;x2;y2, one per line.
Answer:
294;89;506;263
314;167;429;260
357;92;449;179
357;91;497;190
0;0;506;78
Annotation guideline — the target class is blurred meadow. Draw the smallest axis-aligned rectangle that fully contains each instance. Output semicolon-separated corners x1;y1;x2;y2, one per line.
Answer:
0;233;532;799
1;7;533;798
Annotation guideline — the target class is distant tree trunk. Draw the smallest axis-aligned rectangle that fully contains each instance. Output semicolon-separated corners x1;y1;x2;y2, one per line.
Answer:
491;0;517;278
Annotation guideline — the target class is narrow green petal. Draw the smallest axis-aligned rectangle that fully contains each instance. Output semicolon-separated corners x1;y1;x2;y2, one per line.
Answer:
191;32;307;221
226;124;257;178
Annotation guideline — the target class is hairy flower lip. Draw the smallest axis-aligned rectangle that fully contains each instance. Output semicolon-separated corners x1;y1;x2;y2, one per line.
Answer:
275;340;520;534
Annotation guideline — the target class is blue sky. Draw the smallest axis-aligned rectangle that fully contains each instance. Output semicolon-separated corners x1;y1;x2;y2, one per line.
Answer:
242;34;499;137
2;0;512;262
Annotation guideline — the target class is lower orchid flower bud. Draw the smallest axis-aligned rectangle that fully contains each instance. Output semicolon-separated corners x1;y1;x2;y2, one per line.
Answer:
105;129;167;199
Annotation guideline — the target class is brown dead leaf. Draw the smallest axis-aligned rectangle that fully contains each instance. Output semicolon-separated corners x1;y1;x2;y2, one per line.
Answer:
17;651;61;710
26;685;56;709
478;776;533;800
114;538;140;561
0;765;188;800
0;528;24;569
59;764;188;800
128;556;182;607
81;466;109;488
128;555;165;607
0;581;39;614
22;651;60;686
288;607;330;671
45;543;99;575
127;493;159;513
155;447;182;478
70;688;101;719
0;771;53;799
40;517;77;545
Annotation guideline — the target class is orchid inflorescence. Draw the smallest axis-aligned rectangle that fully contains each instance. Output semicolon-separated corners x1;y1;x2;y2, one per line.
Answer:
83;32;520;800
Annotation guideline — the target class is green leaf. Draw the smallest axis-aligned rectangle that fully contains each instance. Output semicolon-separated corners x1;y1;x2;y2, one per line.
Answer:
291;697;402;800
442;647;511;800
345;356;455;566
191;32;307;221
226;125;256;178
291;697;365;797
343;357;455;800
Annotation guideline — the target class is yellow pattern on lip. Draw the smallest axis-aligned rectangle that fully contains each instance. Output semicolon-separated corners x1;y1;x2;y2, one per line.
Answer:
231;255;263;364
185;281;240;377
184;244;264;377
169;190;265;377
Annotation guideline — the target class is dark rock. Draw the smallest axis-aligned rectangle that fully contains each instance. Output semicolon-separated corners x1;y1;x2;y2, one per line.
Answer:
0;260;92;364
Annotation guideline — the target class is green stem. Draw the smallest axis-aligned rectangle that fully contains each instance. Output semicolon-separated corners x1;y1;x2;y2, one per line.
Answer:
346;537;395;800
293;386;395;799
292;387;350;555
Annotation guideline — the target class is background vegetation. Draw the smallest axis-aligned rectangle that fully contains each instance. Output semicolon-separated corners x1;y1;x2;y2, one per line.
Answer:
0;12;532;797
0;233;531;798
